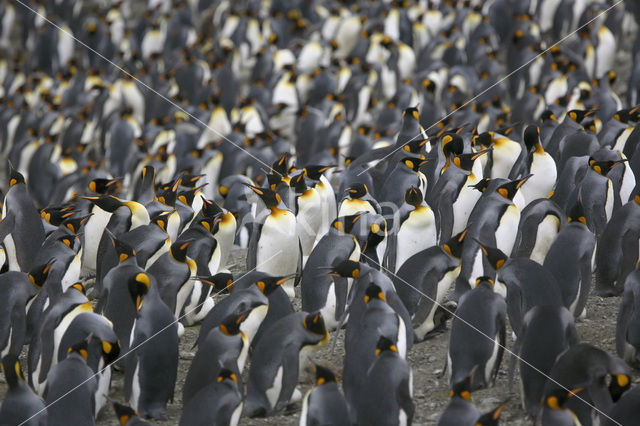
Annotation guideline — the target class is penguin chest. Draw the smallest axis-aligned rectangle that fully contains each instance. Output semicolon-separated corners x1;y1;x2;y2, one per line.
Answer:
414;266;459;340
521;153;557;203
82;209;112;271
338;198;376;217
257;212;299;297
484;333;501;384
452;178;482;235
319;282;338;330
396;208;436;270
605;180;614;222
297;192;323;257
490;139;522;179
266;365;284;409
495;205;520;256
241;305;268;346
530;215;561;264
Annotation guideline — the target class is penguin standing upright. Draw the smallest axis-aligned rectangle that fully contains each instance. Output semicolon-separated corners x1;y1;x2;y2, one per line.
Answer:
124;273;179;420
511;198;565;264
244;311;329;417
354;336;414;426
517;124;557;204
300;363;349;426
303;165;337;245
436;373;478;426
616;262;640;365
0;166;45;271
447;277;506;390
0;355;47;425
292;173;323;267
246;185;300;299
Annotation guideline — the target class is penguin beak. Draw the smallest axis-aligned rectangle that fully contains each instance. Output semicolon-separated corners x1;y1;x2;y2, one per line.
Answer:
276;274;298;285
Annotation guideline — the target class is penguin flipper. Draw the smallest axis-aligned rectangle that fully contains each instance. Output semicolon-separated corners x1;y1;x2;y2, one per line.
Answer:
295;239;303;287
505;284;524;337
334;276;348;322
397;370;415;424
616;289;634;359
437;202;454;246
0;214;15;244
246;221;260;270
274;343;300;413
491;317;506;386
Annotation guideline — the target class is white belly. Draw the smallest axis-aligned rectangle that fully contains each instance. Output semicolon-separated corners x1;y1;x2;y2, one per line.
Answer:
129;362;141;411
265;366;284;409
82;209;112;272
530;215;561;264
520;154;557;204
495;205;520;256
484;334;501;384
175;278;195;319
338;199;376;217
256;213;300;299
241;305;268;346
395;209;436;271
61;253;82;292
414;267;459;340
491;140;522;179
452;179;482;236
319;283;338;331
4;234;18;271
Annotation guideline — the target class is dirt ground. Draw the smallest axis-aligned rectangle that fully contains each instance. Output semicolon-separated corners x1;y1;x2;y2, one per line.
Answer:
72;248;631;426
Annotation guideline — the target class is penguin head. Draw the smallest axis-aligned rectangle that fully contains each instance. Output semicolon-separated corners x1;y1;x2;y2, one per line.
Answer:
404;186;423;207
302;165;336;180
567;109;594;123
567;199;587;225
364;217;387;252
452;149;491;172
375;335;398;356
291;172;308;194
327;259;360;279
496;176;531;200
245;184;281;208
364;283;386;304
470;178;491;193
303;311;328;338
57;234;77;250
588;157;627;176
111;402;139;426
8;165;25;187
346;183;368;199
41;206;75;226
62;214;91;235
475;400;508;425
473;132;494;149
544;387;583;411
197;215;222;234
128;273;151;313
311;361;337;386
256;274;296;296
169;240;193;262
199;272;234;294
271;153;293;177
540;110;558;123
109;234;136;263
442;229;467;259
220;309;250;336
474;276;495;289
400;157;428;172
441;133;464;158
28;259;56;288
477;241;508;271
199;196;224;218
70;281;86;295
88;178;122;195
331;214;363;234
66;338;90;362
217;368;239;384
609;374;631;402
403;138;430;155
523;125;542;152
0;354;25;389
449;368;475;401
84;195;123;213
100;338;120;366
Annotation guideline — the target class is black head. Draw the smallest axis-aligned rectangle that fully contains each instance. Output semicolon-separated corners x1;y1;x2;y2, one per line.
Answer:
544;387;583;410
470;178;491;193
588;157;626;176
67;338;90;362
291;173;307;194
28;259;56;287
84;195;123;213
303;165;335;181
523;125;540;151
199;272;234;293
375;335;398;356
170;240;193;262
475;400;508;425
347;183;368;199
245;184;282;208
313;362;337;386
567;109;593;123
405;186;423;207
403;138;429;154
303;311;328;337
217;368;239;384
475;132;494;148
609;373;631;402
474;276;495;289
88;178;122;195
271;153;292;176
540;110;558;123
1;354;25;389
402;106;420;121
200;196;223;218
364;283;386;304
450;371;473;401
567;199;587;225
327;259;361;279
400;157;428;172
497;176;531;200
441;133;464;157
220;309;249;336
8;165;25;187
112;402;139;426
57;234;76;250
442;229;467;259
256;274;296;296
128;273;151;313
100;337;120;365
452;149;491;171
477;241;508;271
110;235;136;263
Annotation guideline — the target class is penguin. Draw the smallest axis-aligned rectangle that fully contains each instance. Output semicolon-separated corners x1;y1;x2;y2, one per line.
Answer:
595;192;640;296
0;267;40;357
124;272;179;419
343;283;408;420
354;335;414;426
511;198;565;264
602;385;640;426
480;131;523;179
437;372;479;426
517;124;557;204
43;338;97;426
179;367;243;426
478;242;564;337
541;343;631;426
291;172;323;266
616;262;640;365
300;363;349;426
447;277;506;390
0;166;45;271
0;354;47;426
244;311;329;417
379;156;428;212
246;184;301;299
147;239;197;324
386;186;437;273
182;309;250;405
110;401;151;426
516;305;578;418
302;165;337;245
392;230;466;342
301;215;361;331
337;182;381;216
543;200;596;315
80;195;125;274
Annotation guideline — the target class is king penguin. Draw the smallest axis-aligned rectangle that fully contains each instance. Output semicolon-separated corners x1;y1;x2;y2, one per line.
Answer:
300;362;349;426
0;354;47;425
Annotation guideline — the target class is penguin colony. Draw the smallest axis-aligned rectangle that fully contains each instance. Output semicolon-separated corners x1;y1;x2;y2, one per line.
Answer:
1;0;640;425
